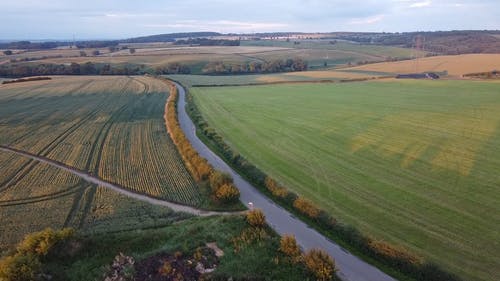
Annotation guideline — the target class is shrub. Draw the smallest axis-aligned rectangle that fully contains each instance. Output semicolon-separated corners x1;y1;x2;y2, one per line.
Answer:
0;228;74;281
16;228;74;257
264;177;288;198
246;209;266;227
293;197;320;219
367;238;422;266
215;183;240;203
303;249;336;281
279;235;302;263
209;171;233;192
0;253;41;281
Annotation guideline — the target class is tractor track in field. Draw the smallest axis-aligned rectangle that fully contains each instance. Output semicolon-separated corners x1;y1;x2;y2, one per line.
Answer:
0;145;235;216
0;78;131;193
0;100;111;194
0;182;84;207
66;77;142;226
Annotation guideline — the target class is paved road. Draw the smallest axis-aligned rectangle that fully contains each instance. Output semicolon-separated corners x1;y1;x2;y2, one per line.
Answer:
175;83;397;281
0;145;232;217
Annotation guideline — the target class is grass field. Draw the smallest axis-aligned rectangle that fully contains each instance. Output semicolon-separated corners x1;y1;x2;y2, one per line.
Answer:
191;80;500;281
0;76;202;249
346;54;500;77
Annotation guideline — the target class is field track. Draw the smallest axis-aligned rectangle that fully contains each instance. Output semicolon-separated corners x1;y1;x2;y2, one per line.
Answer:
0;145;233;217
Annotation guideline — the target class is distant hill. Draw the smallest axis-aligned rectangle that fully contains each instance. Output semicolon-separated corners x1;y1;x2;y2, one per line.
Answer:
122;32;222;43
336;30;500;55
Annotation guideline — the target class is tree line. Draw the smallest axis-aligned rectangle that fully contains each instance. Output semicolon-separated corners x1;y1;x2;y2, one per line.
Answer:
0;59;309;78
0;40;119;50
174;38;240;46
0;62;146;77
163;79;239;205
202;58;308;74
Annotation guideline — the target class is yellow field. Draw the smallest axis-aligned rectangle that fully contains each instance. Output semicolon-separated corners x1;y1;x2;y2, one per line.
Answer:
2;46;289;67
346;54;500;77
284;70;376;79
1;76;199;203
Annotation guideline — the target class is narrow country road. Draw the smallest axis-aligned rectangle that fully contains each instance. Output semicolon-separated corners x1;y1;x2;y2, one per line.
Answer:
175;82;398;281
0;145;232;217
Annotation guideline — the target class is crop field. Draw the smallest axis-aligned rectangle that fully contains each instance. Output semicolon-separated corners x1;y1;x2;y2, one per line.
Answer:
167;70;380;87
13;46;288;68
191;80;500;281
241;40;422;67
0;151;186;250
347;53;500;77
0;76;199;203
0;76;201;249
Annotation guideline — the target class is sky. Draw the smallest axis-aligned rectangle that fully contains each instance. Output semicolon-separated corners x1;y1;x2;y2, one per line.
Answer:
1;0;499;40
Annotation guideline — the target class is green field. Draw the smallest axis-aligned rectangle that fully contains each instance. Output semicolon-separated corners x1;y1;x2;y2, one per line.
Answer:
0;76;202;249
241;40;422;68
191;80;500;281
167;73;329;87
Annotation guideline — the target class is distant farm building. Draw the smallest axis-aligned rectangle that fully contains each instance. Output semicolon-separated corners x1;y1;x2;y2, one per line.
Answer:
396;73;440;79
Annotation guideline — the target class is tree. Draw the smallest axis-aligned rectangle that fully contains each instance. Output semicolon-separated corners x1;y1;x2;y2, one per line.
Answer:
303;249;336;281
81;62;96;75
3;50;13;55
129;48;136;54
70;62;80;75
246;209;266;227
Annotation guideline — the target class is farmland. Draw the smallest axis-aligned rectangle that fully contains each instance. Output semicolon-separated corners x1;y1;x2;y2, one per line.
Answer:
168;69;380;87
190;80;500;281
1;40;425;75
0;76;202;248
347;53;500;77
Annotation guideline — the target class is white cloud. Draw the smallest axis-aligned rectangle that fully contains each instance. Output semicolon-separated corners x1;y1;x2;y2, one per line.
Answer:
409;1;432;8
349;15;385;25
142;20;288;33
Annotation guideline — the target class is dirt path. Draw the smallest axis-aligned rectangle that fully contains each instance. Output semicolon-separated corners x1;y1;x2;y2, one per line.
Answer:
0;145;234;217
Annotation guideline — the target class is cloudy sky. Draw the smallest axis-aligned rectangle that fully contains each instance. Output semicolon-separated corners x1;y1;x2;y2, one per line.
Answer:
1;0;499;40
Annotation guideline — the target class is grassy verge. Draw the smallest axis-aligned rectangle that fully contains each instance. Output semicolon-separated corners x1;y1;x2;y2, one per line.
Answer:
41;215;316;281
